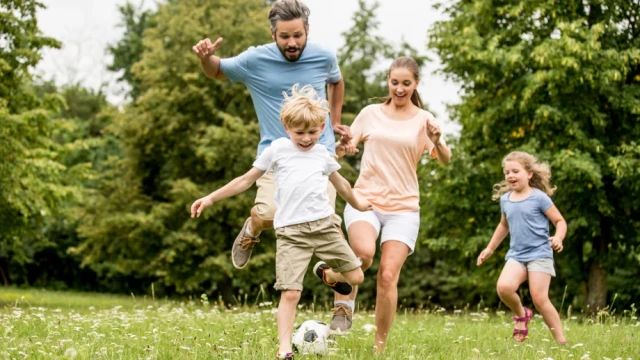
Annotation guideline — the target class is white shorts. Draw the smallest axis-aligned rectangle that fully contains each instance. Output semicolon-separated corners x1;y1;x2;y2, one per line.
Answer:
343;204;420;255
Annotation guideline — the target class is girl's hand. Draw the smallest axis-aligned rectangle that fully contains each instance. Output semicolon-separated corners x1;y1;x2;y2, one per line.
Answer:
426;118;442;144
191;197;214;218
548;236;564;252
477;248;494;266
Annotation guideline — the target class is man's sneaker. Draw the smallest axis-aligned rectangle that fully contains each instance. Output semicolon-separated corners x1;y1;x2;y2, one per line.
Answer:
329;304;353;333
313;261;353;296
231;218;260;269
276;352;294;360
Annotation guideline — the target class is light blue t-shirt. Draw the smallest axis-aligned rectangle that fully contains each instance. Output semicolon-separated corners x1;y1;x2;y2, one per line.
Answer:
219;42;341;156
501;188;555;262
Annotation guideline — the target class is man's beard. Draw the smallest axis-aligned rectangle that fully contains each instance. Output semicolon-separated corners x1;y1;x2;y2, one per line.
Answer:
278;42;306;62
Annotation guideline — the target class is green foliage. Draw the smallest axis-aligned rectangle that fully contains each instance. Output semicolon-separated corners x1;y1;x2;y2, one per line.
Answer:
107;1;157;100
76;0;272;299
0;0;84;280
427;0;640;309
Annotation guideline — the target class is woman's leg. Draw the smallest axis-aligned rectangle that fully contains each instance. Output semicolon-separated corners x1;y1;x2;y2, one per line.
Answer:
529;271;566;344
374;240;410;352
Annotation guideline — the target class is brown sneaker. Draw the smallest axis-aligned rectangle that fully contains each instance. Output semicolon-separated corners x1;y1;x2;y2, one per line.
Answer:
329;304;353;334
231;218;260;269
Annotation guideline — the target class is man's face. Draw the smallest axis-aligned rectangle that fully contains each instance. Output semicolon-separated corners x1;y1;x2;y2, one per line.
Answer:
271;19;308;62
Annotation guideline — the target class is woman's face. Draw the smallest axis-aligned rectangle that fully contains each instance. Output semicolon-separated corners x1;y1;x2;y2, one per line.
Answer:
388;67;419;107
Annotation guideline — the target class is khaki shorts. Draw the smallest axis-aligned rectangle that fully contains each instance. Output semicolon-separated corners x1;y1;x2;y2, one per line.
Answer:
274;216;362;291
255;170;342;227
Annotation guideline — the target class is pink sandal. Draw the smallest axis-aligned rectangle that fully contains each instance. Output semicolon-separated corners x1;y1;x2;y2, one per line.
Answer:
512;307;533;342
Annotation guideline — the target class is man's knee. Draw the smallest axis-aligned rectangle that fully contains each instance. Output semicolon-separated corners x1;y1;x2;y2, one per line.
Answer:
250;206;274;232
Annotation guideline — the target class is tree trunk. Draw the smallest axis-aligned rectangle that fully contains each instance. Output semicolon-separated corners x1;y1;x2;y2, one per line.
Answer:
587;215;610;313
586;260;607;312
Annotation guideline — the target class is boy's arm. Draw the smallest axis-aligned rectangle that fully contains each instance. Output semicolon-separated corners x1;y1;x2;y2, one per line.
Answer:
545;205;567;252
328;171;371;212
191;167;265;217
477;214;509;265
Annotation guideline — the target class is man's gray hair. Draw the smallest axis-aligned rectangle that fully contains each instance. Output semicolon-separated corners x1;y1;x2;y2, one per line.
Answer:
268;0;310;33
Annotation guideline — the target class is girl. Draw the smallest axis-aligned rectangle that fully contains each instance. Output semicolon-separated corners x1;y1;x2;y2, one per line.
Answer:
316;56;451;352
477;151;567;345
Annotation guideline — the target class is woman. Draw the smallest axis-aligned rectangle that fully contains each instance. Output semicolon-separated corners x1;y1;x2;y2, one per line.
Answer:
317;56;451;352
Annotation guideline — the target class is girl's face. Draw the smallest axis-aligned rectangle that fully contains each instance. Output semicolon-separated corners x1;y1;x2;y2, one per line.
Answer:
388;67;419;107
503;160;533;192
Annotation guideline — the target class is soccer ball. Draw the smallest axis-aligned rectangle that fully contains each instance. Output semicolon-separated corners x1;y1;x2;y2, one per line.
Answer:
292;319;331;355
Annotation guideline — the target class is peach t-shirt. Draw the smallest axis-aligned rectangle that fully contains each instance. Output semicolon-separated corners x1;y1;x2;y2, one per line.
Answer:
349;104;444;213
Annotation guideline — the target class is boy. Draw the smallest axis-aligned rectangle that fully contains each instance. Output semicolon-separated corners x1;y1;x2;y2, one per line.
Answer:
190;84;369;359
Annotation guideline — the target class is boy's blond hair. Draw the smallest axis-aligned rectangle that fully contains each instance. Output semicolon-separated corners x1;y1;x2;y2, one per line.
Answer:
280;84;328;130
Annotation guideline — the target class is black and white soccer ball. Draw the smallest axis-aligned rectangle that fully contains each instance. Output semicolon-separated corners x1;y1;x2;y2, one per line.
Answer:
292;319;331;355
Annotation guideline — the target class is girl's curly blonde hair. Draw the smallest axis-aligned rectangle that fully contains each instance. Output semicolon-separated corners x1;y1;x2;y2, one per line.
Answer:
492;151;556;201
280;84;328;130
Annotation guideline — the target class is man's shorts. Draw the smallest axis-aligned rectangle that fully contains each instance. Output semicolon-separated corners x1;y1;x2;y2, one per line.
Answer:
255;170;341;227
506;258;556;277
274;216;362;291
344;204;420;255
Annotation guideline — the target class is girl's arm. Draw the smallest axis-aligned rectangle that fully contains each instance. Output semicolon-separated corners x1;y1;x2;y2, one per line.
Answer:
191;167;265;217
545;205;567;252
477;214;509;265
328;171;372;212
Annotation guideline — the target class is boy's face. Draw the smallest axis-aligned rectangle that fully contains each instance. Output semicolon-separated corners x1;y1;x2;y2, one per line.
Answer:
285;123;325;152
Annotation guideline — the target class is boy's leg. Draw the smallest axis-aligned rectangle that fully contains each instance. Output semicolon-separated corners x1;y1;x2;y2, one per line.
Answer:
274;223;313;356
231;171;276;269
528;265;566;344
497;259;529;340
277;290;302;356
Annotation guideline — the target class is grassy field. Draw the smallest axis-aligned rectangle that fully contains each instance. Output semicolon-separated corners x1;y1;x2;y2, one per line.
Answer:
0;287;638;359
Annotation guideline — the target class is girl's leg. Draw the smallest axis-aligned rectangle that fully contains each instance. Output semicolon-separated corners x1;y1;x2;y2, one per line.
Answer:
277;290;302;355
496;260;529;340
529;272;566;344
374;240;410;353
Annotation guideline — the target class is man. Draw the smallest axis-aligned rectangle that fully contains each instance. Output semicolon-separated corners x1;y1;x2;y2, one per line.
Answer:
192;0;353;333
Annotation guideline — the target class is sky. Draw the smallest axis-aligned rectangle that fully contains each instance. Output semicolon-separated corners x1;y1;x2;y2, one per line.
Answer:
36;0;461;132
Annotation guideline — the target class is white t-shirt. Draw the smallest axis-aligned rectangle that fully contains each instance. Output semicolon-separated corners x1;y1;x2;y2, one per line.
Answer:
253;138;341;228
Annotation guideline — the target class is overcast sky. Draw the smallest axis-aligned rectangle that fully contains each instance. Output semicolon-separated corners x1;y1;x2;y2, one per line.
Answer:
36;0;461;132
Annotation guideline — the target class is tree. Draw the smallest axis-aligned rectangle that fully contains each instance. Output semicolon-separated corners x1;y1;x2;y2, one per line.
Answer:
428;0;640;310
75;0;274;301
0;0;80;283
107;1;157;101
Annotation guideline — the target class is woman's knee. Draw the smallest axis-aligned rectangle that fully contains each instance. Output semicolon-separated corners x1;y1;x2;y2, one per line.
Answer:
358;255;374;271
377;266;400;290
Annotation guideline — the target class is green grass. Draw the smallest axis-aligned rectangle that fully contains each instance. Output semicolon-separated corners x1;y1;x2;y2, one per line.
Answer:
0;287;638;359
